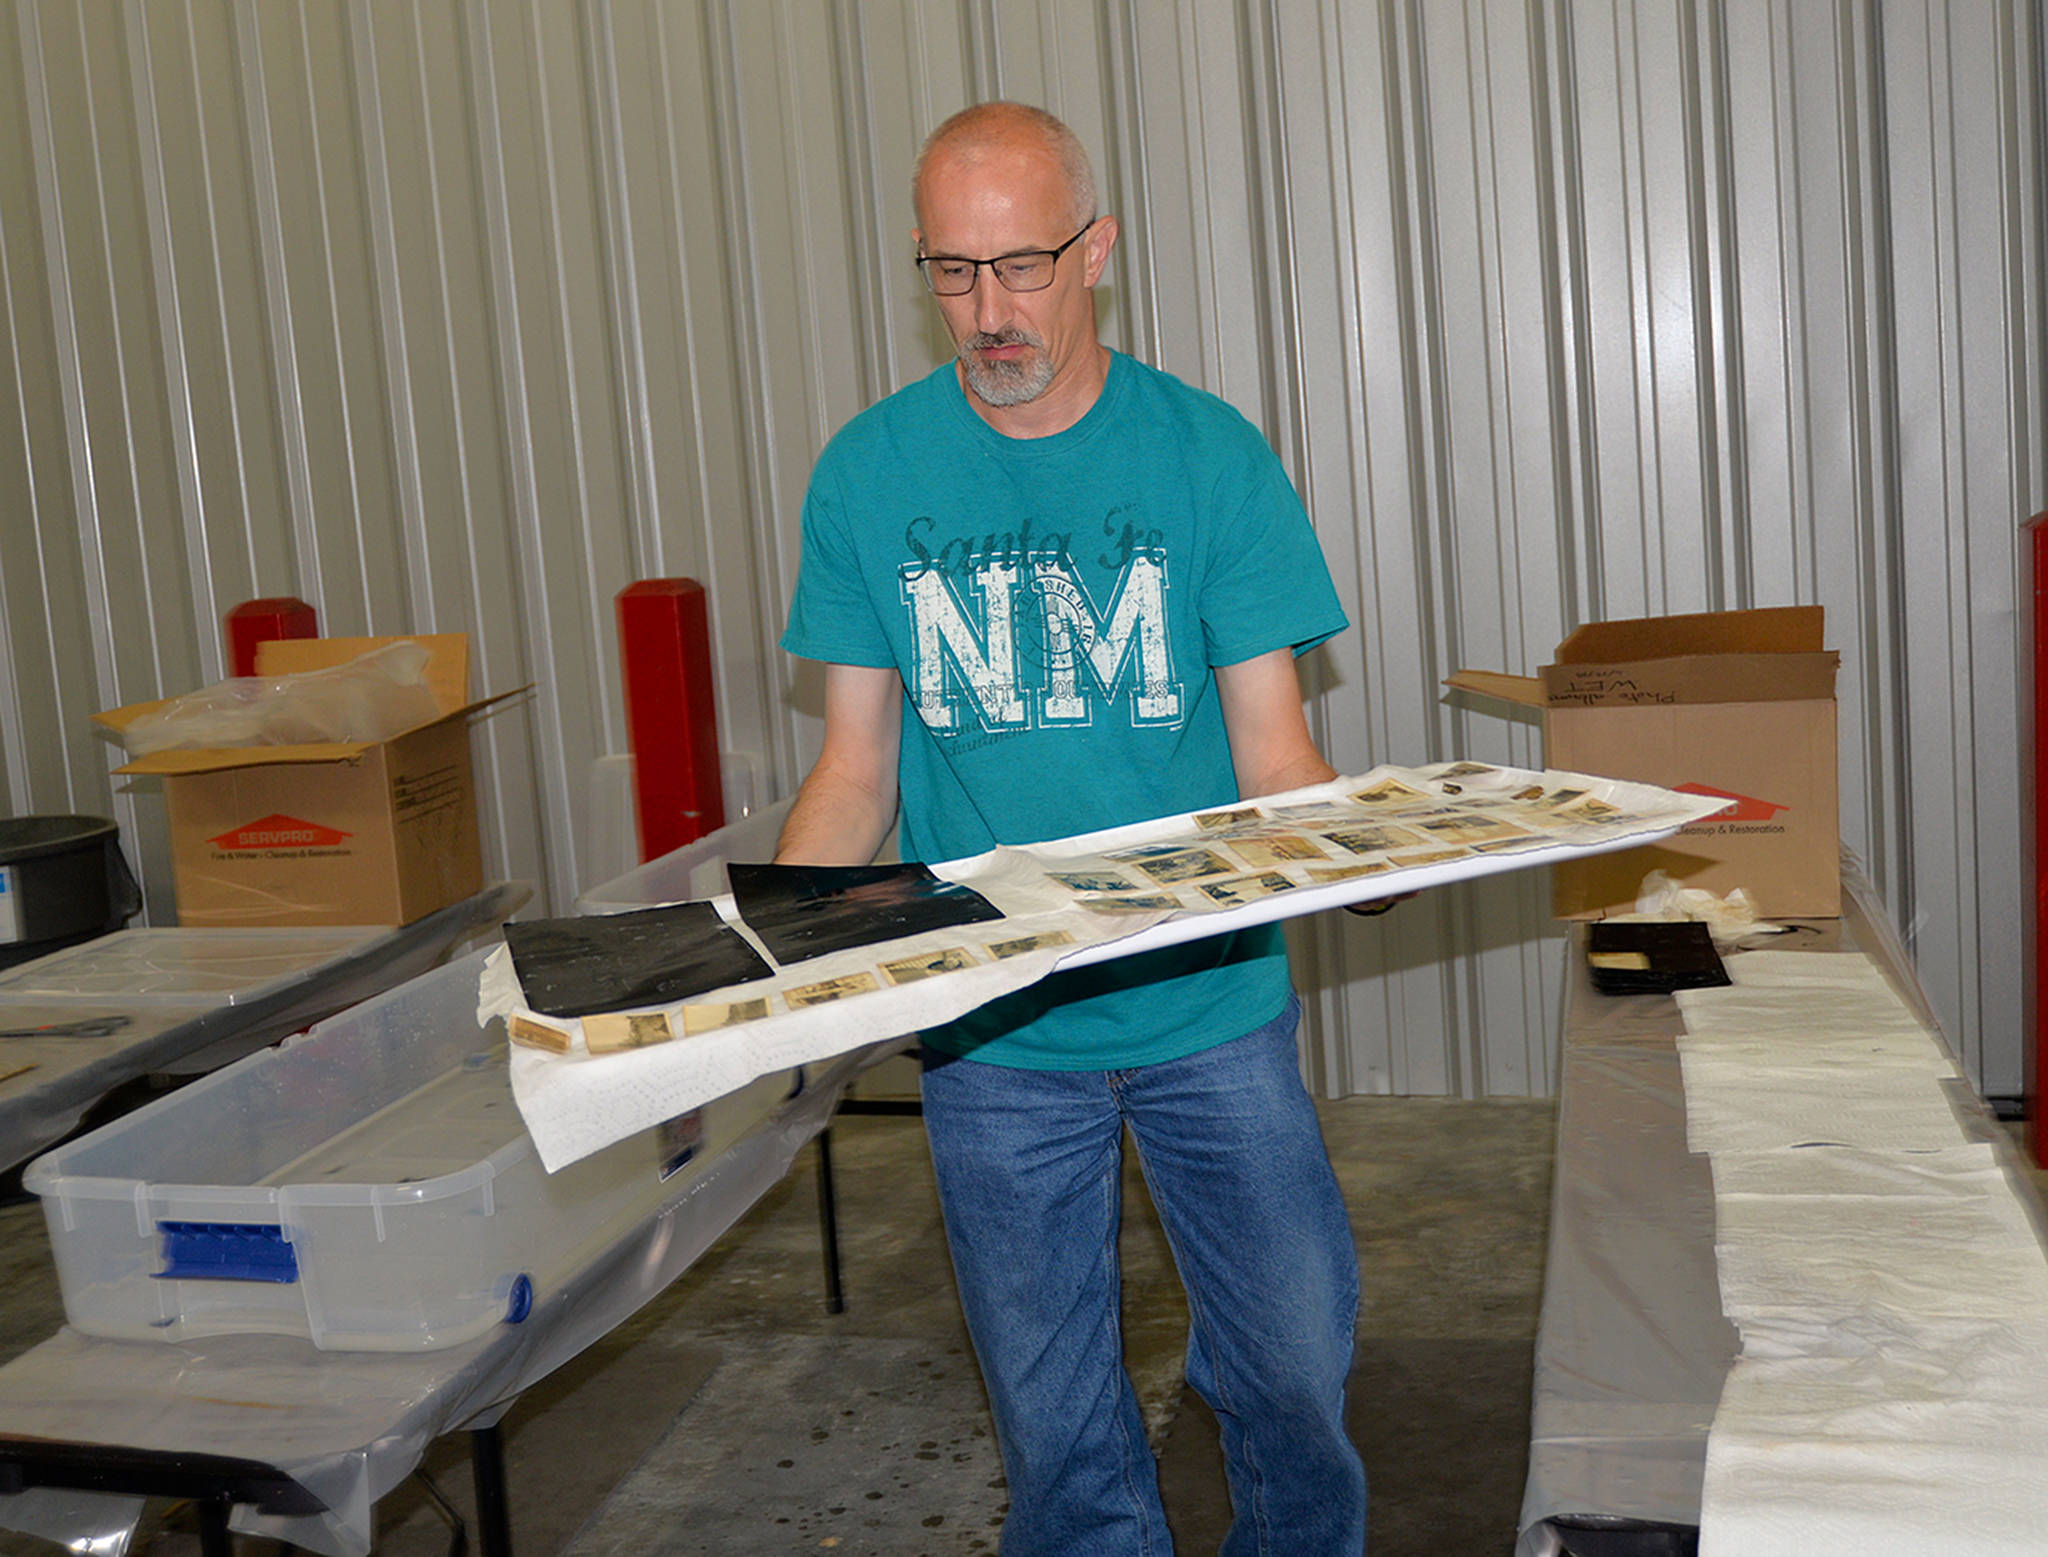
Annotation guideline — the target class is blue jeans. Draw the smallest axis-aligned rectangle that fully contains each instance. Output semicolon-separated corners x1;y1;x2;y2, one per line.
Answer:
920;996;1367;1556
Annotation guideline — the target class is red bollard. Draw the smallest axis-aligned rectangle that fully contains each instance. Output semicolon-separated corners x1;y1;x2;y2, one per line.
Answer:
617;579;725;861
225;597;318;677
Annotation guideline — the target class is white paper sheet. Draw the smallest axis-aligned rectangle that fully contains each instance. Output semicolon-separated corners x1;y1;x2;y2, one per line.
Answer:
497;762;1727;1171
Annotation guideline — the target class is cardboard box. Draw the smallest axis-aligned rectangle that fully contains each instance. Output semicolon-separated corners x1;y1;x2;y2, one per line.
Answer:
1447;606;1841;919
96;635;517;928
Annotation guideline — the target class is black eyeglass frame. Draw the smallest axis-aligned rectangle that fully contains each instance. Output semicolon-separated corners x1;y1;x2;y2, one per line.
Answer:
915;220;1097;296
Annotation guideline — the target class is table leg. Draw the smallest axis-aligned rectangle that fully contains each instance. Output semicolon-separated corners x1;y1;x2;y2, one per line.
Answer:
816;1126;845;1315
196;1494;235;1557
471;1423;512;1557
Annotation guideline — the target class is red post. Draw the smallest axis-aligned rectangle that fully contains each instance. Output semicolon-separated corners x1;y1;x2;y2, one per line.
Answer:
225;597;318;677
617;579;725;861
2028;516;2048;1167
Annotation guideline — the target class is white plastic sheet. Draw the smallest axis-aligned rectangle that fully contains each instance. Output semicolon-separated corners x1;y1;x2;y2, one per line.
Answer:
1679;950;2048;1556
0;884;528;1172
1516;860;2048;1557
496;763;1730;1171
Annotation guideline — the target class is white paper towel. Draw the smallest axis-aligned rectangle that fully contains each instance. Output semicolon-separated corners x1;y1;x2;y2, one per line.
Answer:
1685;949;2048;1555
498;762;1728;1169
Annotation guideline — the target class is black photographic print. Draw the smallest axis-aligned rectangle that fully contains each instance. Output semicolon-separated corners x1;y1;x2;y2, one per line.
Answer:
505;901;775;1018
726;861;1006;966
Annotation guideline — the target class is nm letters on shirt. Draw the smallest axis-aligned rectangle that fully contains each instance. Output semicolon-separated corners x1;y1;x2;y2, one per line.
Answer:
898;529;1185;736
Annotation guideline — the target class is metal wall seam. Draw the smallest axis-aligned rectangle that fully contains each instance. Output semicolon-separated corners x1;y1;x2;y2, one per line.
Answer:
345;2;435;632
288;5;376;630
419;6;512;871
704;0;799;793
649;3;763;797
1294;2;1375;1099
16;4;119;814
528;0;617;773
462;0;574;908
68;6;171;704
0;12;54;811
124;1;219;688
1102;0;1160;370
584;0;660;585
176;3;262;617
828;0;889;416
231;0;324;621
0;187;42;808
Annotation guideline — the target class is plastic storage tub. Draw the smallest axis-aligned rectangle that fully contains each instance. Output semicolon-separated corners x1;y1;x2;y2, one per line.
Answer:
24;948;799;1351
573;797;899;915
574;797;794;913
0;926;382;1010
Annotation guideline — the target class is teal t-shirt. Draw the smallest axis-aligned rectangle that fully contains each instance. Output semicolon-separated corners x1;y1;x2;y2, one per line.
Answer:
781;352;1348;1068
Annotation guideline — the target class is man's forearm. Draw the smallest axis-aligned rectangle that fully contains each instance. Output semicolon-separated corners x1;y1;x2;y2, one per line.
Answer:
774;763;898;866
1238;750;1339;800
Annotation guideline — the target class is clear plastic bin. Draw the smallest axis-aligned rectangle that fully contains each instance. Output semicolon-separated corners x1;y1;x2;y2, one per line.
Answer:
23;948;798;1351
573;797;899;914
0;927;382;1009
574;797;793;913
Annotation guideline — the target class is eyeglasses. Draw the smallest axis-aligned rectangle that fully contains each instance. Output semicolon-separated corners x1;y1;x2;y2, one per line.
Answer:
915;221;1095;296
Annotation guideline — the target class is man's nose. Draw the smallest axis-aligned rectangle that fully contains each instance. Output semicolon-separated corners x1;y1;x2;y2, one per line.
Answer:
970;269;1011;331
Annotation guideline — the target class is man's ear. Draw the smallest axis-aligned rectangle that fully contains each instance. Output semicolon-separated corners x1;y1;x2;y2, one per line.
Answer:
1083;216;1120;285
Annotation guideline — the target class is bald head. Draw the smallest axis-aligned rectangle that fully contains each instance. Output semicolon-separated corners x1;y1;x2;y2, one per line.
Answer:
913;101;1097;232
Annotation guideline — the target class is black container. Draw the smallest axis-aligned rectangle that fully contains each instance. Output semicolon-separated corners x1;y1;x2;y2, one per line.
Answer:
0;816;143;972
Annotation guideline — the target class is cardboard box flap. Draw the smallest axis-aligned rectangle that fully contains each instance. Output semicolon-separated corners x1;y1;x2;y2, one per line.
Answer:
256;633;470;713
1443;669;1545;708
1553;604;1825;664
1541;650;1839;708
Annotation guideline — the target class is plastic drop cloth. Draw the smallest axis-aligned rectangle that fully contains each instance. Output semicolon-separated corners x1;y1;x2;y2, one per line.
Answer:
501;762;1732;1172
1678;944;2048;1555
1516;857;2048;1557
114;641;440;755
0;1040;895;1557
0;883;528;1172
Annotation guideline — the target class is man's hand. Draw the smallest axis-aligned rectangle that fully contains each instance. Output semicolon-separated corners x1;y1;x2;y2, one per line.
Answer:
1344;892;1417;917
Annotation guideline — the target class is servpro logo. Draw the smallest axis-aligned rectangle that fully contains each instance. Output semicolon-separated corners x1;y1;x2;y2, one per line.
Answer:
209;814;352;850
1673;783;1789;823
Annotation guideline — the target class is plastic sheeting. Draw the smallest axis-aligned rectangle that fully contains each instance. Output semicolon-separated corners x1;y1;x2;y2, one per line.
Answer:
501;763;1730;1171
0;883;529;1172
1516;860;2046;1556
0;1040;894;1557
1680;956;2048;1555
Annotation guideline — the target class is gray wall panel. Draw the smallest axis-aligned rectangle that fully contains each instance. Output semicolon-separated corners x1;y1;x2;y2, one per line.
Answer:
0;0;2039;1098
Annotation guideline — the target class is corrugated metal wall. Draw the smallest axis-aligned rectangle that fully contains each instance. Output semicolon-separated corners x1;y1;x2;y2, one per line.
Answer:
2;1;2041;1096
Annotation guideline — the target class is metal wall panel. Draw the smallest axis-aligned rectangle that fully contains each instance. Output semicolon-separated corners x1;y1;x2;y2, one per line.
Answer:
0;0;2039;1097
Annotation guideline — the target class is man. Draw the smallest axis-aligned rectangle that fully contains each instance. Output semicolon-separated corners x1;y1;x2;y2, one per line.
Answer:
776;101;1368;1555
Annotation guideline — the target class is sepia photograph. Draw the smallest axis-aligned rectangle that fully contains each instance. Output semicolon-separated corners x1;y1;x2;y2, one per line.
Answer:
680;997;772;1036
881;947;980;985
986;930;1077;959
1197;872;1300;909
783;972;881;1008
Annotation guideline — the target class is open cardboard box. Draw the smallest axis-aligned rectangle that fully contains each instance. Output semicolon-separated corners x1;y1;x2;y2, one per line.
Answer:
96;635;520;928
1447;606;1842;918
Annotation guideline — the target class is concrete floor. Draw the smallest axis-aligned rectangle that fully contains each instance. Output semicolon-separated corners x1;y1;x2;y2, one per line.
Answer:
0;1092;1558;1556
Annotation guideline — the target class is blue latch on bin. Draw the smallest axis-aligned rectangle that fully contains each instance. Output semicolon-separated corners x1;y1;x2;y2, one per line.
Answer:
155;1221;300;1284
